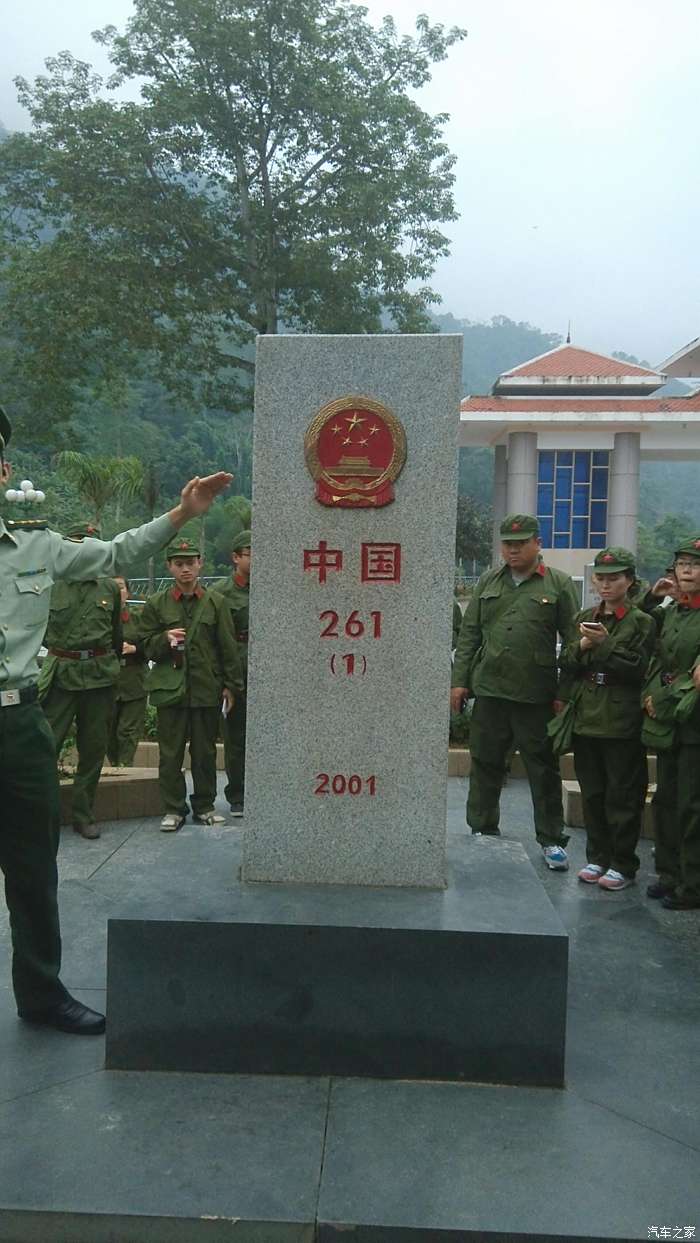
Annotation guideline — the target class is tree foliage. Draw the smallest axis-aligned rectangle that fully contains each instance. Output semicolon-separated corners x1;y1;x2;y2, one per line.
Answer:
54;450;144;525
455;494;491;568
0;0;465;425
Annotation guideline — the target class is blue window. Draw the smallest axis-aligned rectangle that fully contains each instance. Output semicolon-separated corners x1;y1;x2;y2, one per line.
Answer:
572;518;588;547
538;451;555;483
574;452;590;482
591;469;608;499
554;501;570;532
537;484;554;516
573;486;588;517
537;448;609;549
538;517;553;546
590;501;607;532
555;468;572;500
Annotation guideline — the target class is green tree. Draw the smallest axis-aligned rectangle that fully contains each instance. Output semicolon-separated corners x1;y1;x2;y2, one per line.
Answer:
455;495;492;569
0;0;465;427
54;451;144;526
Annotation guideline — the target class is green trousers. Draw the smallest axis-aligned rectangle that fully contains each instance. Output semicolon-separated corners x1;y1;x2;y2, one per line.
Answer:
223;692;247;806
41;684;115;829
0;700;68;1012
468;695;568;846
572;734;646;877
107;696;147;767
653;744;700;899
157;705;221;817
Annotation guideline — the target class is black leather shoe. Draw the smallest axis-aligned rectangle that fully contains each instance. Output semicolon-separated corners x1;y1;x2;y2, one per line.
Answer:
646;881;675;900
20;996;106;1035
661;893;700;911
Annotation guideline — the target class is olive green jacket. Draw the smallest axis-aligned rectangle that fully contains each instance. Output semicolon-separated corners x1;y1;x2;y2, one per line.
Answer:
452;598;463;650
452;561;579;704
215;575;250;681
38;577;122;696
115;607;147;703
138;584;243;708
641;598;700;746
559;604;655;739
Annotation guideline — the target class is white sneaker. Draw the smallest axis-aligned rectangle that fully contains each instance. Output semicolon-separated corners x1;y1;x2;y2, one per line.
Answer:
598;869;633;891
193;811;227;825
542;845;569;871
160;814;186;832
578;863;605;884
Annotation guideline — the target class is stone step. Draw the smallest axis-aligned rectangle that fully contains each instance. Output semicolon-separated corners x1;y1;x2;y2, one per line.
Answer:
59;768;161;827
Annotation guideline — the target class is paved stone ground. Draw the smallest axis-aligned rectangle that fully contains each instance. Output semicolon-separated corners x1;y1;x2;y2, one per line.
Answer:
0;774;697;1241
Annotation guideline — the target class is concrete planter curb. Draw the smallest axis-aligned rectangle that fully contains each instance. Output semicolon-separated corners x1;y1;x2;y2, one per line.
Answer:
60;768;161;827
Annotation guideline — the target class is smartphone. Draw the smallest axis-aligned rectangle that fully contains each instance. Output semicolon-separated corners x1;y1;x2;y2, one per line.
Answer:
581;621;606;632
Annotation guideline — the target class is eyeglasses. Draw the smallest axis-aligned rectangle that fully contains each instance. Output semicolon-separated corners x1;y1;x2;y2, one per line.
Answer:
674;559;700;570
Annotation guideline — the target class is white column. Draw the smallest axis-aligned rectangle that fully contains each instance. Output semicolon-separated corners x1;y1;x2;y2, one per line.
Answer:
506;431;538;516
607;432;640;552
492;444;507;565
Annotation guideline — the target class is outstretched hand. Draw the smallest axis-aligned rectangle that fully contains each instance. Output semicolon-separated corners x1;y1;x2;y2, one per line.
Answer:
180;473;234;517
168;473;234;528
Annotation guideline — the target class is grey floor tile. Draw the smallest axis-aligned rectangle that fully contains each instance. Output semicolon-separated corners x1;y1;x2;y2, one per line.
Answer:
318;1077;698;1240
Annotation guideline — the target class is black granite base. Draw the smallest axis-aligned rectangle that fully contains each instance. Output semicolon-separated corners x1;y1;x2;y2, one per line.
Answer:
106;836;568;1086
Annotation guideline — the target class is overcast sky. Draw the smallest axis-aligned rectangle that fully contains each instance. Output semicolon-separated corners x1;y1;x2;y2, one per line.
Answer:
2;0;699;366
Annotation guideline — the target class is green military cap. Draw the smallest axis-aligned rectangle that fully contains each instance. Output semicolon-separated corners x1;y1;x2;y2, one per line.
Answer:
166;534;202;559
65;520;102;540
0;404;11;451
500;513;539;540
593;546;636;574
231;529;252;553
674;534;700;559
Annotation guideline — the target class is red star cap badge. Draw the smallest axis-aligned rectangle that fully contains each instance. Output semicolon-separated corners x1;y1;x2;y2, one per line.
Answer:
511;522;520;531
602;553;614;562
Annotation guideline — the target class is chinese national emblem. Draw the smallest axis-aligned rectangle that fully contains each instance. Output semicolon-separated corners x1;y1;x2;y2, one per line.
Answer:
304;396;406;508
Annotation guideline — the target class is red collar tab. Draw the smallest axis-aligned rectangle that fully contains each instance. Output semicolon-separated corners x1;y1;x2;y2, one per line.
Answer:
171;584;204;602
233;572;249;589
536;562;546;577
121;608;130;623
595;604;627;621
680;592;700;610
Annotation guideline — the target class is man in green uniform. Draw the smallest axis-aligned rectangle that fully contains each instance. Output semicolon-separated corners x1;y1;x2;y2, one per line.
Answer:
38;523;122;840
0;402;233;1034
107;577;147;767
140;536;243;831
558;547;655;889
451;514;579;869
642;535;700;910
218;530;251;816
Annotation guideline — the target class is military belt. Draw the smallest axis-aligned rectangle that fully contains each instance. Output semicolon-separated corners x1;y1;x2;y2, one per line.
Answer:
49;646;111;661
581;671;620;687
0;685;38;708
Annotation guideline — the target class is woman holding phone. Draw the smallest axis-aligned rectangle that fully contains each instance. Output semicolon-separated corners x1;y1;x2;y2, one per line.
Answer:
559;547;656;890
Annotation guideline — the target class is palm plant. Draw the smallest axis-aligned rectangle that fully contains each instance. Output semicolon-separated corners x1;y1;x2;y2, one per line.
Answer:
53;451;144;527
